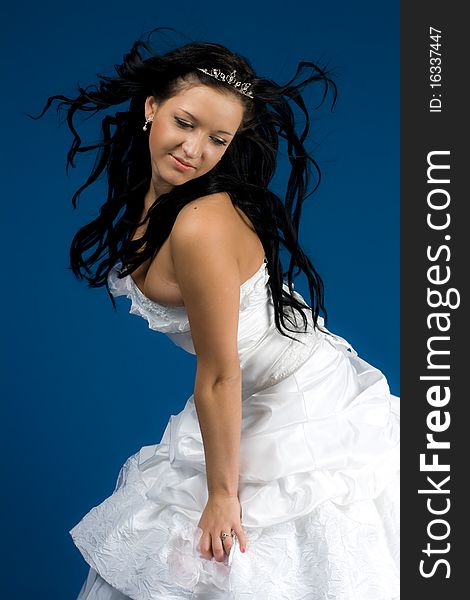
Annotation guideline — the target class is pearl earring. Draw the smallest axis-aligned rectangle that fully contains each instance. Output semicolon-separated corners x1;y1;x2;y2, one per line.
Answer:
143;115;154;131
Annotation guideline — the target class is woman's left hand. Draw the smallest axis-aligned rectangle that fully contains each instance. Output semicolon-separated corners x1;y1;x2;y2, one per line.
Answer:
197;492;246;562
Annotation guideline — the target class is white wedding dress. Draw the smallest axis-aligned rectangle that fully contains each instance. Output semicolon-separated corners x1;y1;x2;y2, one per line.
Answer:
70;256;400;600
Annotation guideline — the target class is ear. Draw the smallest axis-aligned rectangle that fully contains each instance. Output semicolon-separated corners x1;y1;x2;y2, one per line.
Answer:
144;96;158;118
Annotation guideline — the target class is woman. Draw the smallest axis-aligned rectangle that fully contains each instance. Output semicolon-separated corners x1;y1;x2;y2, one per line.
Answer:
36;27;400;599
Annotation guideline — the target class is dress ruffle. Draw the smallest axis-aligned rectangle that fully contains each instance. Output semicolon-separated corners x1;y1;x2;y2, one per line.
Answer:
107;258;270;334
71;448;399;600
107;261;191;334
70;344;399;598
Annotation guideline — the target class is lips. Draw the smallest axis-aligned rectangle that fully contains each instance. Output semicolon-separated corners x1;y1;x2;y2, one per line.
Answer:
170;154;196;168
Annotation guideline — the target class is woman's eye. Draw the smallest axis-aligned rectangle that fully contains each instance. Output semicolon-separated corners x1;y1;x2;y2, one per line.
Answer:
175;117;227;146
211;137;227;147
175;118;192;128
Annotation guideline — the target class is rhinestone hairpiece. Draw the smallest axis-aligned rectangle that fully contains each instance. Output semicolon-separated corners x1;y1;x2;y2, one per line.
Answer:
196;68;254;98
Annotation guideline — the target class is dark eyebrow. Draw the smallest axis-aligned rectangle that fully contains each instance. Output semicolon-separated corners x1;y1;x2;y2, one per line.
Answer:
179;109;235;137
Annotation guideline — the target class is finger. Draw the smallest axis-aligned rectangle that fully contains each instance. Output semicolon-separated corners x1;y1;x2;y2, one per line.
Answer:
221;530;234;555
198;531;213;561
211;532;226;563
234;525;247;552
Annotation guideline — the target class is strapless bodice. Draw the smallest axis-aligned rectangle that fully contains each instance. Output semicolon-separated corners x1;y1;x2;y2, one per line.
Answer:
107;258;330;396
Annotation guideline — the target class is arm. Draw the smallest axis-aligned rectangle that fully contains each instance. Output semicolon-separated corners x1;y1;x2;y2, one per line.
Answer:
193;373;242;498
169;196;247;558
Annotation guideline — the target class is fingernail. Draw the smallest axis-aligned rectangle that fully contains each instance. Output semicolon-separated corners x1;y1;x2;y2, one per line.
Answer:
241;547;246;553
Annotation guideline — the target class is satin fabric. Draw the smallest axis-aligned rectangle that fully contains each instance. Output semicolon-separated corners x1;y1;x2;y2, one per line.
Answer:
70;258;400;599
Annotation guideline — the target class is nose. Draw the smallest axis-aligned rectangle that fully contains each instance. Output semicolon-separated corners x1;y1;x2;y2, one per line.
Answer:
181;132;204;159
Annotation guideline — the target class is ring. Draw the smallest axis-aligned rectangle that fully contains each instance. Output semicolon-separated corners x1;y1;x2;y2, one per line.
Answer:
220;529;235;541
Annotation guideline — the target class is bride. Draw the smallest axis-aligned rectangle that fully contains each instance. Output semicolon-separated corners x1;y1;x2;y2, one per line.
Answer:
35;27;400;600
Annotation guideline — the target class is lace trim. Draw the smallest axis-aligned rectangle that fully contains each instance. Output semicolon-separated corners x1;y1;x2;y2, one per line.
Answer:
70;453;400;600
256;289;319;391
108;258;269;334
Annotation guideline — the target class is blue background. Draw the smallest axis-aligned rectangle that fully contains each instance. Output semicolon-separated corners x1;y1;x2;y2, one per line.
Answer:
1;1;399;598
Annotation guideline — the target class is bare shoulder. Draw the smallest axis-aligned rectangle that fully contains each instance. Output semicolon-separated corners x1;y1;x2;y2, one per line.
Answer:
169;192;265;284
170;192;240;251
174;191;236;225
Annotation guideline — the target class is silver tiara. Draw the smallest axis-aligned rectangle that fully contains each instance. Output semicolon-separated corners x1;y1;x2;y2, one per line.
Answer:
196;68;254;98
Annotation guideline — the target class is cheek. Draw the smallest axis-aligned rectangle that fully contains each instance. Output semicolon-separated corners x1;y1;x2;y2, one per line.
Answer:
199;153;222;174
207;145;227;166
149;121;174;153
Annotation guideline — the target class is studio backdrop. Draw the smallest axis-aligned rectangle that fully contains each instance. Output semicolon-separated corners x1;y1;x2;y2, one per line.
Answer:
0;1;398;598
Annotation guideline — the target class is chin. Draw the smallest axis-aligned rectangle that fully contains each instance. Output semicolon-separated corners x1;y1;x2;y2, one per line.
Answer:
161;170;194;187
171;174;195;186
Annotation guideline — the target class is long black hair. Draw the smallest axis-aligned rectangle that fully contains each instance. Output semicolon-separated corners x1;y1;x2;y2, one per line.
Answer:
32;27;337;342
